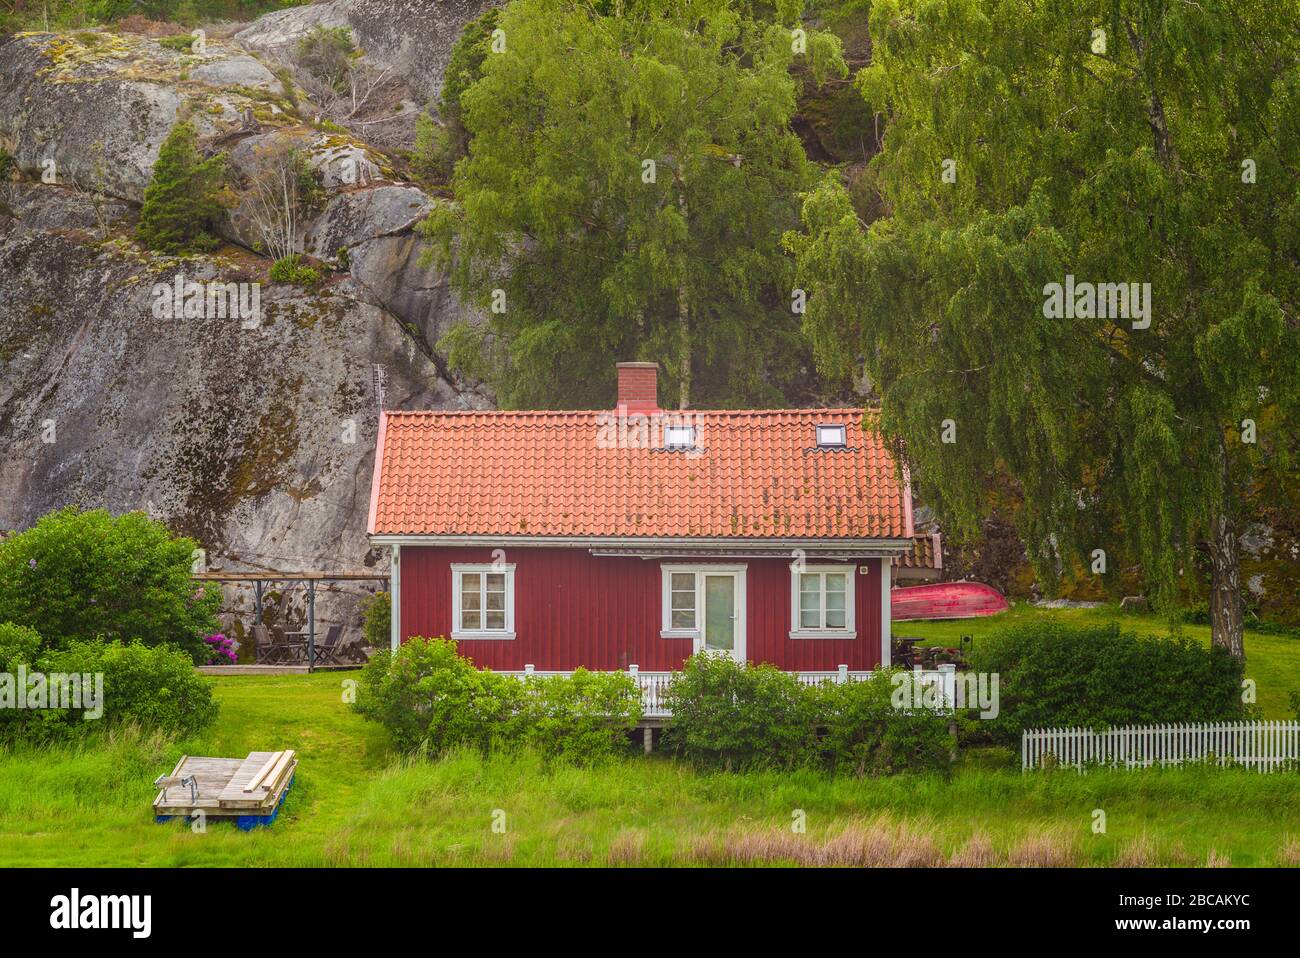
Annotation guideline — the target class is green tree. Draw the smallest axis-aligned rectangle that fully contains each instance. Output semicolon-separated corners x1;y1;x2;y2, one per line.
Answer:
0;507;221;662
136;120;226;254
422;0;846;409
785;0;1300;659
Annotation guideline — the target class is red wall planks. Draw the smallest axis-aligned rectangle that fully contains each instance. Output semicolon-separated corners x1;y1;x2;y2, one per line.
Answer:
399;546;883;672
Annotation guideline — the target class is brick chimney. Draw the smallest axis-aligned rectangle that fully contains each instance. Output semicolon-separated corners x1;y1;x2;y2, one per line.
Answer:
615;362;659;415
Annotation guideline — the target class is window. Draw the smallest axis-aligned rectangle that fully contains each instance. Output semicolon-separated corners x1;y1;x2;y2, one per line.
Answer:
660;564;747;649
790;565;856;638
451;563;515;639
664;424;696;449
816;423;847;448
669;571;697;630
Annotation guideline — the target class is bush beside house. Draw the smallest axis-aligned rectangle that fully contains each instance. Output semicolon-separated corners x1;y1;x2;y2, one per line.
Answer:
813;672;954;777
661;655;816;771
360;591;390;649
662;655;953;775
353;637;642;763
355;640;952;775
969;622;1248;745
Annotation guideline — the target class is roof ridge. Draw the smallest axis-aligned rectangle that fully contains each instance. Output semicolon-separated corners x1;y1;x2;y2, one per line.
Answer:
385;407;878;417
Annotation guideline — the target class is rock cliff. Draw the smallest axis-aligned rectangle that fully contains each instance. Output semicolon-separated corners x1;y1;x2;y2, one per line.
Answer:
0;10;492;641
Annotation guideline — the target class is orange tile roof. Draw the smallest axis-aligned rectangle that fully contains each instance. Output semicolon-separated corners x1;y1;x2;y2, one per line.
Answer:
898;533;944;570
368;409;913;540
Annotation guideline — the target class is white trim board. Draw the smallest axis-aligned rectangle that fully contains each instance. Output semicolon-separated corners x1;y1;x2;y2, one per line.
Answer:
389;543;401;651
880;557;892;667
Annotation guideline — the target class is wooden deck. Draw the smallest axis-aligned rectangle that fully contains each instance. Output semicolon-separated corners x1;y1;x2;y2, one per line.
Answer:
154;750;297;822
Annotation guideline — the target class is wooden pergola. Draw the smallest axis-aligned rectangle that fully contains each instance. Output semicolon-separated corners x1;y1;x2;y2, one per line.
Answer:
194;572;389;670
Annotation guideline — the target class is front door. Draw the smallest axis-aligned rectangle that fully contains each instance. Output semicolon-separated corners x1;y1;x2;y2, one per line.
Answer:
701;572;744;662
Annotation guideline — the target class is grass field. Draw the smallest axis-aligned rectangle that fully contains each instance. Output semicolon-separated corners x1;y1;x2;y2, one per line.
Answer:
3;603;1299;867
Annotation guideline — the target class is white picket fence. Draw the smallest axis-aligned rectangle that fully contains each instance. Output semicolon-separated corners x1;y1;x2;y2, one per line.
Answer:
1022;721;1300;773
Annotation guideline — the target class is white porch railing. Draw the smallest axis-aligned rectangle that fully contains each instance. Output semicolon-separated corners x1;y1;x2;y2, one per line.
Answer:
501;664;958;719
1022;721;1300;772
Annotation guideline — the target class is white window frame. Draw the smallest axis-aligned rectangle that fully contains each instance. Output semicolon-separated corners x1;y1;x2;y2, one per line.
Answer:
816;423;847;448
451;563;516;640
659;564;747;658
789;564;856;639
664;424;696;449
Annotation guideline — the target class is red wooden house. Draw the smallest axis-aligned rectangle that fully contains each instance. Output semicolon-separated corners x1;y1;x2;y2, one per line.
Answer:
368;363;915;692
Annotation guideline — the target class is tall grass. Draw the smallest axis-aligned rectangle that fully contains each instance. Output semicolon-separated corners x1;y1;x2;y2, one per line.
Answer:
2;675;1298;867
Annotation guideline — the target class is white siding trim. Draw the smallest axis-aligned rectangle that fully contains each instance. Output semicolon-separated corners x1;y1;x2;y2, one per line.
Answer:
880;558;892;667
389;543;401;651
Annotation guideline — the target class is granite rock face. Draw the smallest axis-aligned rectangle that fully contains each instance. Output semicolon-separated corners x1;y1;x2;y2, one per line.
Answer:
0;183;485;637
235;0;501;102
0;16;493;641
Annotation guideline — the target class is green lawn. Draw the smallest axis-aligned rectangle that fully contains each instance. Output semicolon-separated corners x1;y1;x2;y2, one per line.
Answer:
901;602;1300;719
2;649;1299;866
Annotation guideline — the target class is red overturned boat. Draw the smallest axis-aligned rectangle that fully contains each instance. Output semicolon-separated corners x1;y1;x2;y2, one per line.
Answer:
891;581;1009;621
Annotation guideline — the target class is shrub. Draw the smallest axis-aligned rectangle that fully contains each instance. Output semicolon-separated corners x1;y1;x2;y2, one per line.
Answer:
519;669;641;764
439;9;498;149
158;32;198;52
0;622;42;670
202;632;236;665
970;622;1248;744
353;638;641;762
353;637;526;754
268;253;322;286
136;120;226;254
661;654;816;770
295;25;356;93
0;635;218;744
813;670;952;776
407;10;497;187
409;112;456;186
0;507;220;662
361;592;390;649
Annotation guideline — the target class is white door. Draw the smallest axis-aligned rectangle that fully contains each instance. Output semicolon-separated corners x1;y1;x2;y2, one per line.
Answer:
700;571;745;662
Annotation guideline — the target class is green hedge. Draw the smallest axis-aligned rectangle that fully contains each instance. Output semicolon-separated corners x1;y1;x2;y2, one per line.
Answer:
0;624;218;743
969;622;1248;743
661;654;816;770
662;654;953;774
353;637;642;764
813;671;954;776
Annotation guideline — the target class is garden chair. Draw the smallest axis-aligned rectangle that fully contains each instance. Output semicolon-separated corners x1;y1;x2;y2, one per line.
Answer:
310;624;345;666
252;625;276;664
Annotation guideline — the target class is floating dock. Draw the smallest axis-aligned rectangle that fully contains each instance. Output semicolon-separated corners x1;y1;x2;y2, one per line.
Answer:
154;750;297;830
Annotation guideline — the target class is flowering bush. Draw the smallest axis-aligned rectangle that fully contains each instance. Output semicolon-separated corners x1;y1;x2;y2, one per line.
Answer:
203;632;237;665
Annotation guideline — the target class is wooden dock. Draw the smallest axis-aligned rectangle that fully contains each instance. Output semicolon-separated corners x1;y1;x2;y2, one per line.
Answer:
154;750;297;829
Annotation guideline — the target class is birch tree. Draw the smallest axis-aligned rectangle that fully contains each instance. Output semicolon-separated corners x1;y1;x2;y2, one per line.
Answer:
422;0;845;409
785;0;1300;659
